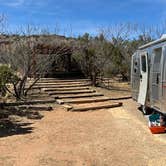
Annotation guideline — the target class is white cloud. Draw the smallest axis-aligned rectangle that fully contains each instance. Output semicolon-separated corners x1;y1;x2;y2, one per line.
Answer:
131;0;166;4
2;0;25;7
0;0;46;8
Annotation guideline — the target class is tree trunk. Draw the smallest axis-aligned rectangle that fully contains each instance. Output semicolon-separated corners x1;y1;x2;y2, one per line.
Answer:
91;73;97;86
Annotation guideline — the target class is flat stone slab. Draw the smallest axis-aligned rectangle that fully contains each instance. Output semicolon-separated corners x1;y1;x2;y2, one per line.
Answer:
18;105;53;111
28;94;50;98
59;97;113;104
54;93;104;99
48;90;95;95
70;102;123;112
31;83;91;89
44;87;90;91
56;99;65;104
43;79;89;81
108;96;132;100
62;104;73;111
35;82;90;86
30;79;90;83
2;99;56;106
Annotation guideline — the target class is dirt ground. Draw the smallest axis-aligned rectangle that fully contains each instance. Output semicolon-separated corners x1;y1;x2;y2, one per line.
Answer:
1;88;166;166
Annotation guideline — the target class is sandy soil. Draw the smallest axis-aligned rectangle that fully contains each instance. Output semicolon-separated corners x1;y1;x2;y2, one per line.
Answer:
1;89;166;166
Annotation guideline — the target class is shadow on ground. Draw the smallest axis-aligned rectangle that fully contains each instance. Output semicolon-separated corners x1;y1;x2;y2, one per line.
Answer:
0;120;34;138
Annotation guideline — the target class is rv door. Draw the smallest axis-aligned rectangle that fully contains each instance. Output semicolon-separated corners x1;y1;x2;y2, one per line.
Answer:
131;52;140;100
138;52;148;105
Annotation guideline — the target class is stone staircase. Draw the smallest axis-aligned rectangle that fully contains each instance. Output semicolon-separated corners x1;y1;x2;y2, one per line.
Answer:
31;78;123;111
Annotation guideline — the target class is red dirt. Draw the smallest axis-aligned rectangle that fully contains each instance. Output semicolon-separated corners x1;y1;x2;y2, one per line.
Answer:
1;89;166;166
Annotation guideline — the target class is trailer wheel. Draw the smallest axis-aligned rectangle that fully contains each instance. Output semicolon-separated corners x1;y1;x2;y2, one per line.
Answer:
140;105;153;115
142;105;147;115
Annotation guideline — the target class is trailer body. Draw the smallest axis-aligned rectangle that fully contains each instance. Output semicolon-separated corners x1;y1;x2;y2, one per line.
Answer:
131;35;166;114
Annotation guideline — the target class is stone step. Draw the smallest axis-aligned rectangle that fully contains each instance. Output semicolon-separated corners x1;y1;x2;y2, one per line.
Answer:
34;82;90;86
27;91;50;95
57;97;113;104
44;87;90;91
18;105;53;111
2;99;56;107
48;90;95;95
53;93;104;99
70;102;123;112
27;94;50;98
30;83;91;89
107;96;132;100
62;104;73;110
33;79;90;83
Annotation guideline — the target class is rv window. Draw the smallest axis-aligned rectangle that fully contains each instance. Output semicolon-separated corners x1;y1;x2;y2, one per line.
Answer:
141;55;146;72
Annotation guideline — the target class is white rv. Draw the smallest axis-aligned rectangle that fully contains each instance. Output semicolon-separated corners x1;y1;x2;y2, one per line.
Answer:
131;35;166;114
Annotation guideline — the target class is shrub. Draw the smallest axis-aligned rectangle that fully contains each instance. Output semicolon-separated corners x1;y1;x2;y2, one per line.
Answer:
0;65;18;96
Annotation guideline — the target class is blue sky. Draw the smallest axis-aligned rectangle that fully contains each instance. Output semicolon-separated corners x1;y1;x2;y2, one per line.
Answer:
0;0;166;36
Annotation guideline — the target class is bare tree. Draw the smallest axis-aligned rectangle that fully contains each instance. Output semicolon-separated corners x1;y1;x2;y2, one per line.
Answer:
0;26;72;100
0;14;8;34
73;33;114;86
99;23;139;81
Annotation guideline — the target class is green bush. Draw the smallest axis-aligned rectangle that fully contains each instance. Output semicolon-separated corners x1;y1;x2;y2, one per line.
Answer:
0;65;18;96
